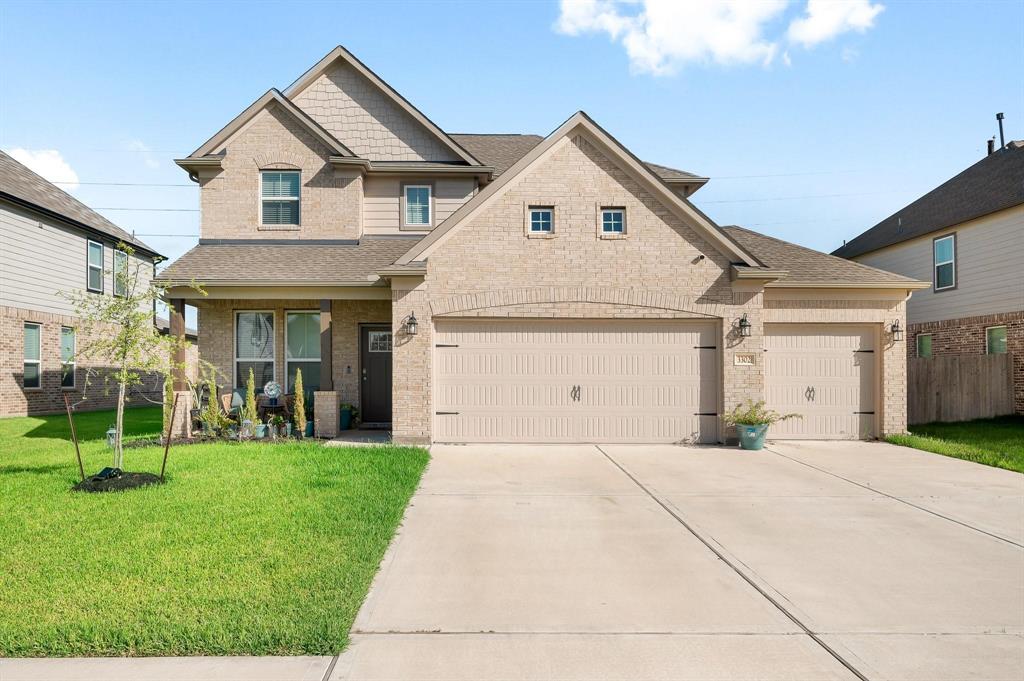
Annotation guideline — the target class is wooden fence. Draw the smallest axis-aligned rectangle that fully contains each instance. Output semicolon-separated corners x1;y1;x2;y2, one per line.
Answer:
908;354;1015;425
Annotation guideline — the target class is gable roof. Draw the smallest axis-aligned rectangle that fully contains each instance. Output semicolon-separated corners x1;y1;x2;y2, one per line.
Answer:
724;226;926;287
185;89;355;160
0;150;162;259
397;112;759;267
833;140;1024;259
284;46;483;167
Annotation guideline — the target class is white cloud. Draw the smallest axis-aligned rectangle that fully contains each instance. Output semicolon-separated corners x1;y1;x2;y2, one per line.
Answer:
556;0;884;74
125;139;160;169
4;148;80;189
787;0;884;47
841;46;860;62
556;0;788;75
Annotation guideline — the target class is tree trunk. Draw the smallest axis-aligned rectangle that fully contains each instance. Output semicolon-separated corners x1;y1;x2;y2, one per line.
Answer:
114;381;126;468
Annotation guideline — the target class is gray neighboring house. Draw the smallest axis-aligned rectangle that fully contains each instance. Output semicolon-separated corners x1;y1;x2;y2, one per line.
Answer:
833;140;1024;416
0;150;165;416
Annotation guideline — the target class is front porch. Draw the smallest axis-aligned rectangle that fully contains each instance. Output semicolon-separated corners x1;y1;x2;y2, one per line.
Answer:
167;292;394;437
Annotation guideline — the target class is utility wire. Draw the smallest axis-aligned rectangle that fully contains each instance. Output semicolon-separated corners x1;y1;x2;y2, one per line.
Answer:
95;207;198;212
54;180;195;187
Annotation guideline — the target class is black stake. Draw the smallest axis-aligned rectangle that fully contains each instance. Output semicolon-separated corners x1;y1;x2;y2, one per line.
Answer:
64;394;85;483
160;393;179;482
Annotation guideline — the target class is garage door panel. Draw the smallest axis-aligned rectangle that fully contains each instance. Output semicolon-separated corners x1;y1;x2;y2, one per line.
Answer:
764;324;876;440
434;319;719;444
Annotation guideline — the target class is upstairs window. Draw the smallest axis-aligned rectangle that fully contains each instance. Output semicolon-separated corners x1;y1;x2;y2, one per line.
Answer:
601;207;626;234
261;171;300;226
61;327;76;388
986;326;1007;354
403;185;432;228
916;333;932;358
933;234;956;291
87;240;103;293
23;323;41;389
113;249;128;297
529;207;553;233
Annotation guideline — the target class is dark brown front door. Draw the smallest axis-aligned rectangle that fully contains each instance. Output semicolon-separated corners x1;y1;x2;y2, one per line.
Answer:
360;325;393;425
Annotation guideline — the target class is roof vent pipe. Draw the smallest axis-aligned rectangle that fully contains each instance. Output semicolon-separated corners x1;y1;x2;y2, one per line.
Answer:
996;112;1006;149
987;138;995;156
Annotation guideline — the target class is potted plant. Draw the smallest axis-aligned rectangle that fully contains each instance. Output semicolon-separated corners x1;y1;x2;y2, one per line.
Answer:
199;378;223;437
340;403;357;431
293;369;307;439
253;419;267;439
269;414;286;439
723;400;801;451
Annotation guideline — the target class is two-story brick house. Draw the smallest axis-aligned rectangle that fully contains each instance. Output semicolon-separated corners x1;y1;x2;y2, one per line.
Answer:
158;46;927;445
1;151;164;416
834;141;1024;416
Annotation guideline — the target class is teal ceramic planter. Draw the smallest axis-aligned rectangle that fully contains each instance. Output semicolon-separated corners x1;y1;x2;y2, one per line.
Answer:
339;407;353;431
304;421;314;437
254;424;268;439
737;424;769;450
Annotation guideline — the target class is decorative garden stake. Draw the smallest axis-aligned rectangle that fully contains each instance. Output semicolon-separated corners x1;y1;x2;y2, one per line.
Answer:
64;394;85;483
160;394;179;482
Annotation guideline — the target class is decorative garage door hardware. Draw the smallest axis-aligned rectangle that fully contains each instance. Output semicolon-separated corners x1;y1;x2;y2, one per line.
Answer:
853;411;876;415
694;345;718;349
435;343;459;348
804;386;816;401
853;349;875;353
694;412;719;416
435;411;459;415
570;385;581;402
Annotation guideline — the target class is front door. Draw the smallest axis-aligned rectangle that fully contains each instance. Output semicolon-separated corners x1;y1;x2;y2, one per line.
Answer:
360;325;393;425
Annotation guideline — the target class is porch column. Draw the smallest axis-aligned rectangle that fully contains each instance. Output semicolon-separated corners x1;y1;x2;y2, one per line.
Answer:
169;298;192;439
319;299;333;391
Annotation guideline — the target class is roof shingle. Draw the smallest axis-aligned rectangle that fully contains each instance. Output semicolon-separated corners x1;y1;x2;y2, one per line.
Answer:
0;150;161;257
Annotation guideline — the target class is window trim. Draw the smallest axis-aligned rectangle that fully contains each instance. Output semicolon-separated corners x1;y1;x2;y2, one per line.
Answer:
284;309;321;394
86;239;104;293
400;182;434;230
932;233;957;292
259;170;301;228
525;205;555;237
61;326;76;389
23;322;41;390
985;325;1008;355
599;206;627;238
916;333;932;358
234;310;276;391
113;249;129;298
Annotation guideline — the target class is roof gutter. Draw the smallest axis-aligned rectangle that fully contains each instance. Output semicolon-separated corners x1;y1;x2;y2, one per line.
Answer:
328;156;494;177
764;280;932;289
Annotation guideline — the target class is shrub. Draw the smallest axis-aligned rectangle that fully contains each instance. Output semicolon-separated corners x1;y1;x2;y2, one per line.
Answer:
723;400;801;427
240;368;258;425
293;369;306;435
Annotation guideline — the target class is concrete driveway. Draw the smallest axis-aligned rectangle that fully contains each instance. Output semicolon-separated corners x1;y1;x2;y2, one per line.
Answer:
335;441;1024;681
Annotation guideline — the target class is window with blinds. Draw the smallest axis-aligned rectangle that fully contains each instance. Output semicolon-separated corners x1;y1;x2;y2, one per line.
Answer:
87;240;103;292
286;311;321;394
24;323;41;389
261;171;300;226
404;185;431;227
61;327;76;388
236;312;275;389
113;250;128;297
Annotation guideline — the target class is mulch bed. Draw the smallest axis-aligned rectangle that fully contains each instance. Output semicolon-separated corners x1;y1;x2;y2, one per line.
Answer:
73;472;163;493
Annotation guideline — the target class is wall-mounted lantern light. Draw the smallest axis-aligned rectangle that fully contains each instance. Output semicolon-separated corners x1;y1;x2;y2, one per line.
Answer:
890;320;903;342
738;313;752;337
403;311;419;336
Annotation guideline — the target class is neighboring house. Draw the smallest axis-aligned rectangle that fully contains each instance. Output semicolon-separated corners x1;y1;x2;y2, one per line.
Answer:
158;46;927;444
155;317;199;383
833;141;1024;416
0;151;165;417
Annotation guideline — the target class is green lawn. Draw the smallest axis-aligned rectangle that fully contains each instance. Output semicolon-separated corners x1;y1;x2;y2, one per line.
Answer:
886;416;1024;473
0;407;428;657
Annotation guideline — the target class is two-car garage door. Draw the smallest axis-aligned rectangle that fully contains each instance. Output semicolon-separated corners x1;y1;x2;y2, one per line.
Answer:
434;319;719;443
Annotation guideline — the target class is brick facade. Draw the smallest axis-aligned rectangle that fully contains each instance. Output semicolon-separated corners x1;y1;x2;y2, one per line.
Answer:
0;305;164;417
909;310;1024;414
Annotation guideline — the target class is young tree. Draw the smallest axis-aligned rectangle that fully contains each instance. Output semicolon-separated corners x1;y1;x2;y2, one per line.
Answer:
293;368;306;436
64;243;202;469
240;367;258;426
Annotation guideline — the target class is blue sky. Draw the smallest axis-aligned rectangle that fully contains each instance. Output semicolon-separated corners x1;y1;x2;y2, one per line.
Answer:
1;0;1022;271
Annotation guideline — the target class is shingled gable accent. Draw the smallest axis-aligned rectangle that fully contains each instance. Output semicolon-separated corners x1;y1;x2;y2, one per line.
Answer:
184;89;356;160
283;45;483;167
396;111;761;267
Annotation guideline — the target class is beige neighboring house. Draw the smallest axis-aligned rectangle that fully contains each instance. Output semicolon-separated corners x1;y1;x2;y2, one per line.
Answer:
834;140;1024;416
0;151;165;417
158;45;927;444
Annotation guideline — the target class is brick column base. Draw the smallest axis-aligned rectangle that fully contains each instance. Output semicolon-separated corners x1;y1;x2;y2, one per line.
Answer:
169;391;192;440
314;391;339;438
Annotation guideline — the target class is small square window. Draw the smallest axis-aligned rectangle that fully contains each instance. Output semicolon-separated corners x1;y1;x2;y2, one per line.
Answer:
601;208;625;233
986;326;1007;354
529;207;553;233
368;331;392;352
916;333;932;358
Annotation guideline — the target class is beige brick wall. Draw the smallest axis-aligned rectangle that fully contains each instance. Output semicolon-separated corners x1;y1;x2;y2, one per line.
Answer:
291;59;459;162
197;298;390;410
1;305;163;417
199;103;362;241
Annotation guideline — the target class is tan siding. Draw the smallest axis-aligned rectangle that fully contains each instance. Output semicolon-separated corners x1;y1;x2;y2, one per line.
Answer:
363;176;475;235
0;202;153;316
856;204;1024;324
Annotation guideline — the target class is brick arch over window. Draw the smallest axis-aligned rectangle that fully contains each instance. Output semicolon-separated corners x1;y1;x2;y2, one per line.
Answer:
430;287;728;318
252;152;304;170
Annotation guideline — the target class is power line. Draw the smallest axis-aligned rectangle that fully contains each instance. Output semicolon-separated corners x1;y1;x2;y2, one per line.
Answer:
707;169;868;180
699;190;900;204
95;206;198;212
54;180;195;187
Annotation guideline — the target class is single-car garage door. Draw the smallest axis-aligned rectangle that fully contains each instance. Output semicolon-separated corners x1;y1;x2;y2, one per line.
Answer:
764;324;877;439
434;319;719;443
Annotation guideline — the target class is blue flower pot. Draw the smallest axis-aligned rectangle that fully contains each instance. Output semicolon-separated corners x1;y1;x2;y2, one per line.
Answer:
340;408;353;431
738;424;769;450
254;424;268;439
304;421;314;437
